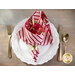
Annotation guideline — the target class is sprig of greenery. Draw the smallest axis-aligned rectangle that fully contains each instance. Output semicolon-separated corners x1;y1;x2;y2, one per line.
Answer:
34;21;38;24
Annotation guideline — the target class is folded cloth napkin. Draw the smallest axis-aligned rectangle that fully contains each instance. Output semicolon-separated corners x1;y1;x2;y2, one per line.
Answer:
17;11;53;62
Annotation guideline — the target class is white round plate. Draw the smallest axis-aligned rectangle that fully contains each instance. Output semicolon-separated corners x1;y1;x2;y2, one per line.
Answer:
11;18;59;65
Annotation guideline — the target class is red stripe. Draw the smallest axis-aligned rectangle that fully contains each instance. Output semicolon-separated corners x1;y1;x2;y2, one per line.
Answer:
37;35;43;40
43;30;48;45
32;34;41;44
32;50;35;55
33;56;37;60
34;18;39;20
27;37;32;45
19;31;21;38
46;34;50;45
45;19;48;23
22;27;24;41
33;15;40;17
26;39;28;44
42;33;44;36
26;32;33;45
36;54;38;57
50;36;53;44
36;50;39;54
28;32;36;44
50;37;53;44
25;29;33;45
48;25;52;36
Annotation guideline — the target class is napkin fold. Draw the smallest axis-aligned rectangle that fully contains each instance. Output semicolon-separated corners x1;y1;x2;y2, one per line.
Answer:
17;11;53;62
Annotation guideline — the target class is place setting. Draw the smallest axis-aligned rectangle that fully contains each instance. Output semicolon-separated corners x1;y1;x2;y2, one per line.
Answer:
7;11;73;65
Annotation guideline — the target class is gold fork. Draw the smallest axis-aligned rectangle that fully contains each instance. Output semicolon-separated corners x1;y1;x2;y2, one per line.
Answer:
7;25;12;58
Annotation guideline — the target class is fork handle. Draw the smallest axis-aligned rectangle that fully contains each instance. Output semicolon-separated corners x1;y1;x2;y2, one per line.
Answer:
8;35;12;58
58;42;62;61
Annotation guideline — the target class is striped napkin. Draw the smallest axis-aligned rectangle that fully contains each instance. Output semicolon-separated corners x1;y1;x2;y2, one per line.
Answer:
17;11;53;62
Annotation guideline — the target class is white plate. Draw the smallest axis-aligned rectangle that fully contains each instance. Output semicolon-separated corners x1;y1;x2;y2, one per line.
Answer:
11;18;59;65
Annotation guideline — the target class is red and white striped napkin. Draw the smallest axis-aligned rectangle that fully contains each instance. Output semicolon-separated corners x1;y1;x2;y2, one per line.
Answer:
17;11;53;62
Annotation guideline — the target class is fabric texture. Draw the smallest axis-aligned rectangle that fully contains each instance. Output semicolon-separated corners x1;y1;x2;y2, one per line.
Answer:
16;11;53;62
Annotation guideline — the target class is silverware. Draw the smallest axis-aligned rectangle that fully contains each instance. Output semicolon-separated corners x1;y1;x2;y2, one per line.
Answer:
7;25;12;58
63;34;73;64
30;45;38;50
58;25;63;61
63;34;69;54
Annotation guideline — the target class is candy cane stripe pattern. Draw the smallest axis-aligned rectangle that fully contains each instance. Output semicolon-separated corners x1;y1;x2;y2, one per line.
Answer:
17;11;53;62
